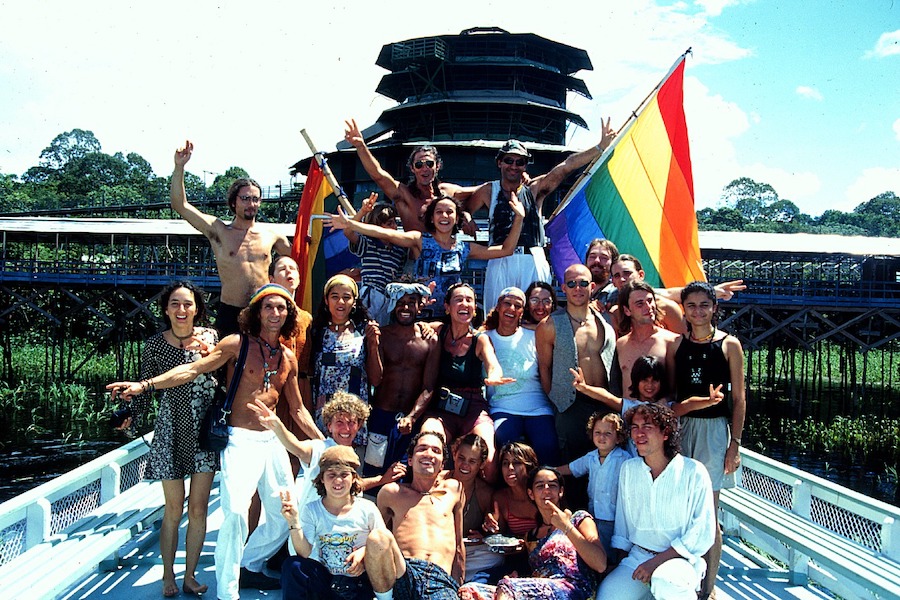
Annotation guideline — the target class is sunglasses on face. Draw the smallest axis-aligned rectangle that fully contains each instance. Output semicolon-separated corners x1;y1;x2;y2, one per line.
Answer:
413;159;436;170
501;157;527;167
565;279;591;289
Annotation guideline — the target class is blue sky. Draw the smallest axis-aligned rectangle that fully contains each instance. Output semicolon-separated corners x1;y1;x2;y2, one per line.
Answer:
0;0;897;215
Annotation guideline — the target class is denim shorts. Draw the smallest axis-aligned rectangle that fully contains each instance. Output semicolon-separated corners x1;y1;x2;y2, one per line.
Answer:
393;558;459;600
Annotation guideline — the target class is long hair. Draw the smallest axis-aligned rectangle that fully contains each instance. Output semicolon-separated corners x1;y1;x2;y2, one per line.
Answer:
226;177;262;213
238;295;298;339
624;403;680;458
498;442;539;481
159;280;208;329
310;275;371;360
584;238;620;265
522;281;557;325
423;195;463;235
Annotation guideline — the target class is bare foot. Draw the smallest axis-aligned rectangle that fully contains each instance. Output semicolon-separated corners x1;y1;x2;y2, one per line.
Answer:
163;578;179;597
182;576;208;596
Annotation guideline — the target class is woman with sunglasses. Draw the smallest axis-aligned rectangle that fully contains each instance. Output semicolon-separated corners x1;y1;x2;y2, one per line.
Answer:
342;192;408;325
326;194;524;312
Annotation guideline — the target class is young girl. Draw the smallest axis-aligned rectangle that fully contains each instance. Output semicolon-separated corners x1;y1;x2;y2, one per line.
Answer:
326;194;524;311
280;445;386;600
557;412;630;558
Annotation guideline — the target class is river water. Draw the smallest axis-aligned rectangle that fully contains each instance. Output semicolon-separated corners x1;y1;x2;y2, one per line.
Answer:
1;435;897;507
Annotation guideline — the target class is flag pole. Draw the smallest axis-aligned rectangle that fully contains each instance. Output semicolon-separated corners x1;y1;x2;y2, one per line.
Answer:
300;129;356;217
549;48;692;219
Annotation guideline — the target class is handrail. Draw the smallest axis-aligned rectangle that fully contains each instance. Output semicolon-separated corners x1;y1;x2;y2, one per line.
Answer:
0;434;153;565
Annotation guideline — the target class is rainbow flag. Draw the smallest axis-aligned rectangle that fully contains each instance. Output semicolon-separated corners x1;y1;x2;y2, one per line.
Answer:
291;158;333;313
547;54;705;288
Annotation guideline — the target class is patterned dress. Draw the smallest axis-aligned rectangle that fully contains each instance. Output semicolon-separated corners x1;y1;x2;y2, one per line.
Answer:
132;328;219;479
459;511;598;600
311;327;369;444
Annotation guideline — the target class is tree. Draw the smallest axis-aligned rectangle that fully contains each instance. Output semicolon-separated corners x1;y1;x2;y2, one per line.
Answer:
722;177;780;225
38;129;102;170
207;166;251;201
852;192;900;237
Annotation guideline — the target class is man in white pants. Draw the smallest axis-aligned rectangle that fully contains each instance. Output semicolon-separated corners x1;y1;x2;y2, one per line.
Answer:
597;403;715;600
110;283;323;599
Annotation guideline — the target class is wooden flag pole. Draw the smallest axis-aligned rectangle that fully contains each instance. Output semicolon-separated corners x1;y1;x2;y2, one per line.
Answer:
300;129;356;216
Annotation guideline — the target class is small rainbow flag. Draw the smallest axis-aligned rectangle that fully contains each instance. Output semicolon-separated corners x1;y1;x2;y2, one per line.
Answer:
547;53;705;288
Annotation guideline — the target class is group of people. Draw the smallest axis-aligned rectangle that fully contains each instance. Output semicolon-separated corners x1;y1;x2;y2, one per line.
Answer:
106;125;746;600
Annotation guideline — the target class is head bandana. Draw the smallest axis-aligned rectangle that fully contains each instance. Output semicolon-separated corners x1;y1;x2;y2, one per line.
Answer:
385;282;432;313
323;274;359;299
249;283;296;307
497;286;526;305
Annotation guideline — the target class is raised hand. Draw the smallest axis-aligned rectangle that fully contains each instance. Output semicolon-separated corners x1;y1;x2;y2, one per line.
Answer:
324;206;352;231
508;192;526;220
715;279;746;301
598;116;615;153
174;140;193;167
280;489;300;529
343;118;365;149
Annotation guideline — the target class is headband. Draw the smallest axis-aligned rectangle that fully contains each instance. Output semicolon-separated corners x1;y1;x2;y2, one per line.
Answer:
385;282;432;313
249;283;296;307
324;274;359;298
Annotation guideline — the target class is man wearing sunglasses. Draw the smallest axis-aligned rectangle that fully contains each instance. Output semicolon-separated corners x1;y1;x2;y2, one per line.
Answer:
536;264;616;464
170;140;291;337
467;119;615;307
344;119;477;234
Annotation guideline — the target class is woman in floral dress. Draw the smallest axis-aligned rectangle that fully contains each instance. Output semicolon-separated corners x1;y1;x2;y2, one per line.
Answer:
461;466;607;600
128;281;219;597
309;274;382;442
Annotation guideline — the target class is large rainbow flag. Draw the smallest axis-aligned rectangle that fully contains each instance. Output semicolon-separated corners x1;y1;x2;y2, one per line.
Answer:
291;158;333;313
546;52;705;288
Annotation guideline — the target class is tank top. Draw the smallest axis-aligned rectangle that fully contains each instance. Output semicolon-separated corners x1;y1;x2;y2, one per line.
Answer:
673;335;732;419
462;486;485;533
437;326;483;390
487;181;544;248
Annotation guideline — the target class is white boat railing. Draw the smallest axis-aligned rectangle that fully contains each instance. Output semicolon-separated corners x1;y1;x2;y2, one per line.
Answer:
0;434;153;567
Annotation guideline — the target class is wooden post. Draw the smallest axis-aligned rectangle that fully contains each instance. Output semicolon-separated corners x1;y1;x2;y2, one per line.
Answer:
300;130;356;216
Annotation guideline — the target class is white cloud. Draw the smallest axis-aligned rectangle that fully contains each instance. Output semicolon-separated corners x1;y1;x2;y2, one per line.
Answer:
864;30;900;58
796;86;824;101
740;164;822;214
843;167;900;211
694;0;741;17
893;118;900;141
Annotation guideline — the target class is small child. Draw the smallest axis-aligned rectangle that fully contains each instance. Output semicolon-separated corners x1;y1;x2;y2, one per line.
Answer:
557;411;630;559
280;445;386;600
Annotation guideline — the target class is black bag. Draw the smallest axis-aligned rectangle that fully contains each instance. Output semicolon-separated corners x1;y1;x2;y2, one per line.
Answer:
199;335;250;451
436;386;470;417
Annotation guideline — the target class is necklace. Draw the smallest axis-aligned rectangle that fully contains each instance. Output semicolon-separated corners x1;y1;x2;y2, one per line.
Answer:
690;327;716;343
329;320;350;333
450;326;472;346
567;311;587;329
171;328;194;349
257;339;282;392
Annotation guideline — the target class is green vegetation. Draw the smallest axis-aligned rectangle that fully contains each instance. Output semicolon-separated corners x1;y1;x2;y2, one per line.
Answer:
698;177;900;237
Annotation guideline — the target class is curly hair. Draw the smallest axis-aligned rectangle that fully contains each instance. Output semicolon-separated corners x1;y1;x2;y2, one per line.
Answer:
406;146;443;200
586;411;628;448
423;195;463;235
238;293;299;339
321;391;371;429
159;280;208;329
624;402;680;459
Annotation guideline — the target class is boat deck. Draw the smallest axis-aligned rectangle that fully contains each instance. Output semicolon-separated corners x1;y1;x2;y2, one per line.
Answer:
60;477;834;600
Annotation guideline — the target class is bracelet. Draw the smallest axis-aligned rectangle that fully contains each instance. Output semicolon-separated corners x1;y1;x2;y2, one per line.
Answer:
289;526;299;531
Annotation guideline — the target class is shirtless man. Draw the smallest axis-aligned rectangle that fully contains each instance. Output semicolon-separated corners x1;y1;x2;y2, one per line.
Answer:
610;279;679;397
467;122;615;306
536;264;616;463
170;140;291;335
364;431;465;600
344;119;476;233
108;284;323;599
609;255;685;336
364;282;439;479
